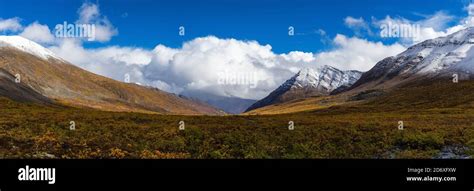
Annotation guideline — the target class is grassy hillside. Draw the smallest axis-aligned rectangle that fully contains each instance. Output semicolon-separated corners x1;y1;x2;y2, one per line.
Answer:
0;48;223;115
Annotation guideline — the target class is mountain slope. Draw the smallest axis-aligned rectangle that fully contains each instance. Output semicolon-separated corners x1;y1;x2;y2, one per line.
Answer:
0;36;224;115
245;65;362;112
350;27;474;91
0;68;52;104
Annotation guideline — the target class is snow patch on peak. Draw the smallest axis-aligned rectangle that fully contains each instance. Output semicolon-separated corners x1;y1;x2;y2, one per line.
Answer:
388;27;474;75
0;36;59;60
353;27;474;91
289;65;362;92
293;67;319;88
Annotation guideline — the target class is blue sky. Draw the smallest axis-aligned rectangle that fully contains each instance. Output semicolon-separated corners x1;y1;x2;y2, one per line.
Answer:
0;0;470;53
1;0;474;100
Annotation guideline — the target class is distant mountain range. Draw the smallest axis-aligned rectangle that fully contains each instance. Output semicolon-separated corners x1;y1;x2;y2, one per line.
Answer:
0;36;224;115
246;27;474;114
181;90;256;114
245;65;362;112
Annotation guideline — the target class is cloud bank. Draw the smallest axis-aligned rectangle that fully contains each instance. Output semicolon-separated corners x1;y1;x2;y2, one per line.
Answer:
47;34;404;100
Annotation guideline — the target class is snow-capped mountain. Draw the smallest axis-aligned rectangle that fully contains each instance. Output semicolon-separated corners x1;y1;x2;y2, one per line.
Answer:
0;36;59;60
350;27;474;90
289;66;362;92
245;65;362;112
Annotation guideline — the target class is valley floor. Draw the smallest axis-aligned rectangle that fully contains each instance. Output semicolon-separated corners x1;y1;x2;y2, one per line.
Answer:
1;94;473;159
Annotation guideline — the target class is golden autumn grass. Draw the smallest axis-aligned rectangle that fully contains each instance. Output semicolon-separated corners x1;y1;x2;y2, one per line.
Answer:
0;80;474;159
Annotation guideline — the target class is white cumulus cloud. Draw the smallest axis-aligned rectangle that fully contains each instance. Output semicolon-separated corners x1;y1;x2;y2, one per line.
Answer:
0;17;22;33
77;2;118;42
344;16;373;36
19;22;55;44
314;34;406;71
